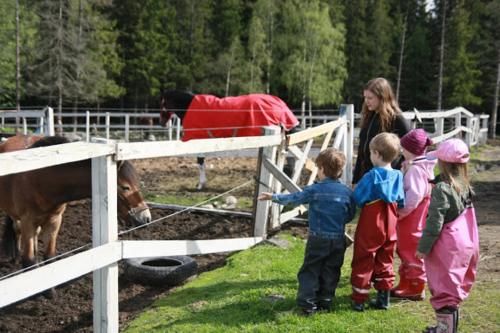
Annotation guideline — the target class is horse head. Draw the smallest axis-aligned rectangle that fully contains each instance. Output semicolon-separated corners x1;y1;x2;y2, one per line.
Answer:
117;161;151;226
159;90;194;127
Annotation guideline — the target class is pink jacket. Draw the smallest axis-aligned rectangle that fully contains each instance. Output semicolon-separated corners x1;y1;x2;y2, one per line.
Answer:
398;156;437;218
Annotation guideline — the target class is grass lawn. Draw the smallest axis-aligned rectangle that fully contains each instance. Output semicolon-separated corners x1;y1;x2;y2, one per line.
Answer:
122;233;499;333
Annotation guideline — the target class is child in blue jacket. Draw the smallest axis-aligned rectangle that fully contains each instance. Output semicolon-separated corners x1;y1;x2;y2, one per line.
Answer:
259;148;356;315
350;132;405;311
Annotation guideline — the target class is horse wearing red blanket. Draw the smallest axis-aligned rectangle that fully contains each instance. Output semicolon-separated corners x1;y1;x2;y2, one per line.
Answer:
160;91;299;189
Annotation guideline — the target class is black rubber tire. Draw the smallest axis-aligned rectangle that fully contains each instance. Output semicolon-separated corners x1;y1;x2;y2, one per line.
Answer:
123;256;198;286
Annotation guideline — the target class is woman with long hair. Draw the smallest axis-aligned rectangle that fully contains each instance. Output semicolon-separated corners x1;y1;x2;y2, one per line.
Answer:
353;78;410;184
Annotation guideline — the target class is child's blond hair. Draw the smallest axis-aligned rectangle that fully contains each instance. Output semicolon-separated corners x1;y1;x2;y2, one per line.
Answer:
369;132;401;163
438;161;473;196
315;148;346;179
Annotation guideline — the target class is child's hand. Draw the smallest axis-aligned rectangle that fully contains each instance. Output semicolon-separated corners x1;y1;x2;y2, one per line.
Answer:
415;251;425;259
258;192;273;201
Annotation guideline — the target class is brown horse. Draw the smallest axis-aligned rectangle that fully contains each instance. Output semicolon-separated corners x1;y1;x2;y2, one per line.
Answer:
0;135;151;269
0;134;43;153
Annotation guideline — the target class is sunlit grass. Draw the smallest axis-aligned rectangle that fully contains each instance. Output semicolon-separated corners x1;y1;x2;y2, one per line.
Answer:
122;233;499;333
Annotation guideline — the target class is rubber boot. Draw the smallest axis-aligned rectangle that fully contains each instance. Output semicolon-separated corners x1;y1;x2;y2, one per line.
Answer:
370;290;390;310
392;280;425;301
423;308;457;333
390;276;409;297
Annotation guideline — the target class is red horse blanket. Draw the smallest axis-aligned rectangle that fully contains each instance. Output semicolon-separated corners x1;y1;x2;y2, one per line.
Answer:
181;94;299;141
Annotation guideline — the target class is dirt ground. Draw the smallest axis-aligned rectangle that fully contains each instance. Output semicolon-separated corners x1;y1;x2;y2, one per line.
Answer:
0;142;499;332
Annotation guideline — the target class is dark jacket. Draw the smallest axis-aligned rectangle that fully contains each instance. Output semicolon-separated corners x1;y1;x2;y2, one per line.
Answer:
353;112;410;184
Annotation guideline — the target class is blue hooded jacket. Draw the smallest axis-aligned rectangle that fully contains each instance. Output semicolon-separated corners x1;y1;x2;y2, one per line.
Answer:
353;167;405;208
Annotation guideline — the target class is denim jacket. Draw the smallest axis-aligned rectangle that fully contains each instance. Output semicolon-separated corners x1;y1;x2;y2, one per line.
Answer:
272;178;356;239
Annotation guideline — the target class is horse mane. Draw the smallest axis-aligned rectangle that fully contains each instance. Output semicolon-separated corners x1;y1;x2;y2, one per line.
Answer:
117;160;139;183
29;136;70;148
161;90;195;110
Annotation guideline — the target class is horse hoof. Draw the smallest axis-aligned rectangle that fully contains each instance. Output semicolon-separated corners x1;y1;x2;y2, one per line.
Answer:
196;182;206;191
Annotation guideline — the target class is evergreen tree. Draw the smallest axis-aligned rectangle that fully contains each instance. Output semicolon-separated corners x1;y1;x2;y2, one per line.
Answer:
444;0;482;108
114;0;177;108
0;0;37;107
171;0;214;92
275;0;346;107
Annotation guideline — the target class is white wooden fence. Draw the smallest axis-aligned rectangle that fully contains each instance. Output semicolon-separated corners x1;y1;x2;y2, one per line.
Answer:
0;107;55;136
0;105;353;332
0;104;489;332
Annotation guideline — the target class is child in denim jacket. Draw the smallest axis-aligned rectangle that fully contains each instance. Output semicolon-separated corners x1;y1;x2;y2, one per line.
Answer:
258;148;356;315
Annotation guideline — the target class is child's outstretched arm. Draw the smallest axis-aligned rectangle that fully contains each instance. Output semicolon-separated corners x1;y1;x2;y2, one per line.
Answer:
258;192;273;201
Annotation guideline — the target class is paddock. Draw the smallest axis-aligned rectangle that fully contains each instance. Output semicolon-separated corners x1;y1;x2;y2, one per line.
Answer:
0;106;494;332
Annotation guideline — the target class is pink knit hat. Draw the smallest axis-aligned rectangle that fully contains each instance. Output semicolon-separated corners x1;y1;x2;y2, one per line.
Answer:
400;128;433;156
427;138;470;163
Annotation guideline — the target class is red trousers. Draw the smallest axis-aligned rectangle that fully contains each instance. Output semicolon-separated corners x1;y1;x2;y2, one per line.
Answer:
351;200;397;303
396;196;430;283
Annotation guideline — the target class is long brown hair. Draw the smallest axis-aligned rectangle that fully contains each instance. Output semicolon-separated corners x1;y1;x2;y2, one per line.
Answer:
360;78;401;131
438;160;473;196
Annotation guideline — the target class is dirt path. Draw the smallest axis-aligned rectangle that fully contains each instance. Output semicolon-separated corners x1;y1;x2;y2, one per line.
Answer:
469;140;500;283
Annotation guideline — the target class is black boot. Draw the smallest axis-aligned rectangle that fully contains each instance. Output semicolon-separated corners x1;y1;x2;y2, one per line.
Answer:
370;290;390;310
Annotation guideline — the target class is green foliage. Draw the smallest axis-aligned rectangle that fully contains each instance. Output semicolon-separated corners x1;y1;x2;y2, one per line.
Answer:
1;0;497;113
444;0;482;108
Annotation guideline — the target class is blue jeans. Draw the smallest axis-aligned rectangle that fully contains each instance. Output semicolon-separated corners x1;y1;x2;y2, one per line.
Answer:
296;234;346;310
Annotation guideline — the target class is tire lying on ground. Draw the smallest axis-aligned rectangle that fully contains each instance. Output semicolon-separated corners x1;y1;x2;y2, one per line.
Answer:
123;256;198;286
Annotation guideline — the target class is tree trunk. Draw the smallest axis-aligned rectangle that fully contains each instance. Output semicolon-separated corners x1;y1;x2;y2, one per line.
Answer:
437;0;447;111
490;55;500;139
396;13;407;102
15;0;20;113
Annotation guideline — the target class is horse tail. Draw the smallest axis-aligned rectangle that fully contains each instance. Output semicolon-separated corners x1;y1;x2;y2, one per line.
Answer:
2;215;19;260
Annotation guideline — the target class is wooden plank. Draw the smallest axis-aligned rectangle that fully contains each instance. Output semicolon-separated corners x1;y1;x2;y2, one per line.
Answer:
263;157;301;193
287;119;345;145
279;206;308;224
0;242;122;308
0;110;46;118
0;142;115;176
116;134;282;160
92;156;119;333
122;237;263;259
253;127;281;237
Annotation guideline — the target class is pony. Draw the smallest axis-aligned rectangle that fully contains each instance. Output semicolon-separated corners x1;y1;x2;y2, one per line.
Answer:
0;134;43;153
0;135;151;270
159;90;300;189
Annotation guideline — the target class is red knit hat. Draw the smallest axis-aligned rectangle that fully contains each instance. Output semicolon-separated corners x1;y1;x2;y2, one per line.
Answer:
400;128;432;156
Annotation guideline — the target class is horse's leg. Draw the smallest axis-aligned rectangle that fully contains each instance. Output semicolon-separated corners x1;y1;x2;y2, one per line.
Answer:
197;156;207;190
39;209;64;298
19;219;37;269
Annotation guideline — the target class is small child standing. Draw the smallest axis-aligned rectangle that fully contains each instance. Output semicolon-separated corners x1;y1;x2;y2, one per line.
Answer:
258;148;356;315
392;129;436;301
417;139;479;333
350;132;405;311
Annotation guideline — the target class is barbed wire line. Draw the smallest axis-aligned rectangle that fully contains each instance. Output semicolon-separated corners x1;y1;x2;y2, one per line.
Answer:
0;179;255;281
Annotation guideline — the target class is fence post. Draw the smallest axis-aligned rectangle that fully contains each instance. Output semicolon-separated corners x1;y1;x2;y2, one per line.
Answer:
253;126;280;238
45;107;55;136
105;112;110;140
92;155;119;333
339;104;354;185
86;111;91;142
125;114;130;142
465;115;473;146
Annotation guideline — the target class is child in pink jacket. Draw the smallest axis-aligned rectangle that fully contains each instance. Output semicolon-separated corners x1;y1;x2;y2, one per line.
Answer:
417;138;479;333
392;129;436;300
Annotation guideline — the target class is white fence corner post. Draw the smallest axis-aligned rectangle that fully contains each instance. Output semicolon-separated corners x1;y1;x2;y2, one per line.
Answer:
253;126;281;238
339;104;354;185
92;156;119;333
